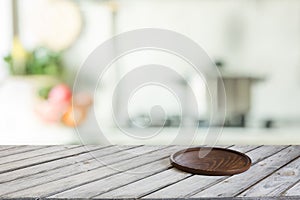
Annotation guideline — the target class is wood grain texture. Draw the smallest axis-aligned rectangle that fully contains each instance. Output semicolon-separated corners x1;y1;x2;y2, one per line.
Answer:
0;146;22;151
239;156;300;197
0;145;59;164
51;146;193;198
0;145;135;196
191;146;299;198
52;156;172;198
284;178;300;196
95;146;245;198
0;145;110;184
0;145;299;199
0;145;46;157
2;146;167;198
0;145;95;173
170;147;251;175
98;167;190;198
144;145;280;199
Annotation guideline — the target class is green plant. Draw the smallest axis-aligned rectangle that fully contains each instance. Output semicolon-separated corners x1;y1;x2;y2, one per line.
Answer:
4;47;64;76
38;86;53;100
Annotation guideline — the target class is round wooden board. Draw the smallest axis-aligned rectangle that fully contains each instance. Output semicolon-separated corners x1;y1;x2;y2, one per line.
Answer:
170;147;251;176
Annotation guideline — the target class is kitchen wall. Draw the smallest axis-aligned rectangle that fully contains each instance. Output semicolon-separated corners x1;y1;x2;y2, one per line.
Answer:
2;0;300;127
114;0;300;125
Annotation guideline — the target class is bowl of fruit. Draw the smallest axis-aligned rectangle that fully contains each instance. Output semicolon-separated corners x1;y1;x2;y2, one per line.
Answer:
35;83;92;127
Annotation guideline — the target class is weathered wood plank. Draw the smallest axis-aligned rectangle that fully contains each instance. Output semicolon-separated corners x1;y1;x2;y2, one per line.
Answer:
0;145;298;199
51;145;216;198
0;146;138;195
144;145;264;199
283;179;300;196
191;146;299;198
0;145;89;174
0;146;49;158
133;145;278;199
50;145;231;198
230;145;261;152
100;167;190;199
0;145;78;165
52;156;172;198
239;156;300;197
0;145;25;152
93;146;250;198
0;145;112;184
2;146;168;198
0;146;50;164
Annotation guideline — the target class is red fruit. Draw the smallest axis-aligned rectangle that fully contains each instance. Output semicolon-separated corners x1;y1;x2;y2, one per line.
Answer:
48;84;72;104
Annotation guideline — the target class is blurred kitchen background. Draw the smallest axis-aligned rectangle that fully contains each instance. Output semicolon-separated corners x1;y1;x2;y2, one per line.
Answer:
1;0;300;145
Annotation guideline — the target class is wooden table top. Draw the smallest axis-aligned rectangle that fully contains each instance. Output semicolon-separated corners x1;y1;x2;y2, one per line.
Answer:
0;145;299;199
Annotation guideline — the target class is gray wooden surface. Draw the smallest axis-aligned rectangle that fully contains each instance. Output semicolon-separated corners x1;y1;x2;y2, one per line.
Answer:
0;145;299;199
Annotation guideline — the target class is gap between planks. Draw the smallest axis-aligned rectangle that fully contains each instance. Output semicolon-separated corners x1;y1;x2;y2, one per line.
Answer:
282;177;300;196
0;145;104;174
0;145;48;158
142;145;287;199
50;146;227;198
190;146;299;198
0;145;141;195
237;155;300;197
120;146;261;199
1;145;171;197
0;145;114;184
51;145;234;198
